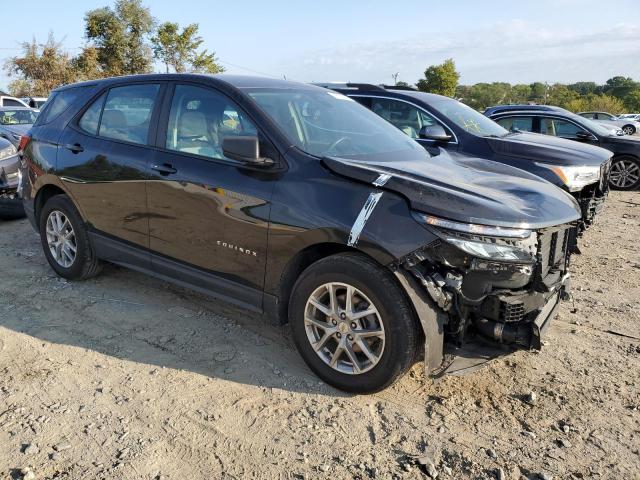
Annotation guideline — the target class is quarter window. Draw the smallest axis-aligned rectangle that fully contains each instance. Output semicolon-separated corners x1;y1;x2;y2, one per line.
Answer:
35;87;85;126
165;84;258;160
98;84;160;145
496;117;534;132
370;98;437;139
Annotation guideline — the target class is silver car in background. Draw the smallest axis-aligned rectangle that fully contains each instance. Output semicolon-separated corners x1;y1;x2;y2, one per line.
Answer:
578;111;640;135
0;107;38;147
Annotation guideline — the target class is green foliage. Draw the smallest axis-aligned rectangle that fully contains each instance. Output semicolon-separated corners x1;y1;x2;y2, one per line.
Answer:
4;1;228;96
151;22;224;74
4;34;78;97
564;94;626;114
84;0;155;76
416;58;459;97
456;78;638;113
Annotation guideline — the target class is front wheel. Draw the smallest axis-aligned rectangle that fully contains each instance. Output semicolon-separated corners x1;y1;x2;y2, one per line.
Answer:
609;156;640;190
289;253;419;393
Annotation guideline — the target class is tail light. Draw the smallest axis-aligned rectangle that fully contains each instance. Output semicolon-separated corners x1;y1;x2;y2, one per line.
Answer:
18;134;31;151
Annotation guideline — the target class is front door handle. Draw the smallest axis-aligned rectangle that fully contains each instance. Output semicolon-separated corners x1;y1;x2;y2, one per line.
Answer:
151;163;177;175
64;143;84;154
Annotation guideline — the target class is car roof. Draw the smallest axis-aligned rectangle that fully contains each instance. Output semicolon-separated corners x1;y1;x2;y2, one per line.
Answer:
315;82;454;104
53;73;320;93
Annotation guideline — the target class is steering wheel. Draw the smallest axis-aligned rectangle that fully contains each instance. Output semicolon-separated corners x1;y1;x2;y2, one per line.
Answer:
326;136;351;155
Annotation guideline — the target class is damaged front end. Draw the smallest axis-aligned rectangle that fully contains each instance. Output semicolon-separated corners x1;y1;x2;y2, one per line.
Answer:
395;214;574;375
572;159;611;234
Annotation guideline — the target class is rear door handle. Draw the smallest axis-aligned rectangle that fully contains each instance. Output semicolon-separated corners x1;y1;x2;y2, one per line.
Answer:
151;163;177;175
64;143;84;154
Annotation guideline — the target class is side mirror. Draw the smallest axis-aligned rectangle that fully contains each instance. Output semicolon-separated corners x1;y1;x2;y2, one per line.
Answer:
418;124;452;142
222;136;273;166
575;131;592;140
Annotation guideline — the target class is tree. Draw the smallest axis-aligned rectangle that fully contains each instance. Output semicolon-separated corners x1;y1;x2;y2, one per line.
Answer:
416;58;459;97
603;76;637;100
545;83;579;108
151;22;224;74
84;0;154;76
4;34;78;96
568;81;600;96
623;89;640;112
564;94;625;114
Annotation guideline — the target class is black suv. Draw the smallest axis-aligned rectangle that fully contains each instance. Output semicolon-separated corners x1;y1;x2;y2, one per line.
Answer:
320;84;612;232
21;75;581;392
486;105;640;190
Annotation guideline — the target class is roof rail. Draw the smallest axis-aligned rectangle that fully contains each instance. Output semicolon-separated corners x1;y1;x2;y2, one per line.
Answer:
312;82;385;92
380;84;418;91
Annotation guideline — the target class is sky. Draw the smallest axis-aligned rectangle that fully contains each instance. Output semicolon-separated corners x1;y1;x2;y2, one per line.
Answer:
1;0;639;91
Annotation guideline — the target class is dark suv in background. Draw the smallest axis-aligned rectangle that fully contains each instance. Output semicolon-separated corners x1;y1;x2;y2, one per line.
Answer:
21;74;580;392
319;84;613;232
486;105;640;190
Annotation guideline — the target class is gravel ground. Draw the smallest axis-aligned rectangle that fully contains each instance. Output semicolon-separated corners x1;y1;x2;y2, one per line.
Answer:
0;192;638;480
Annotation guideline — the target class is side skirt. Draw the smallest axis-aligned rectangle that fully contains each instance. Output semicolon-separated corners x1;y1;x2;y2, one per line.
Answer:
89;231;264;314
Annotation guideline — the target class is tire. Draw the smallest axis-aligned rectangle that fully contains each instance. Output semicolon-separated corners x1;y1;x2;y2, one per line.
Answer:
0;197;25;220
39;194;102;280
609;156;640;190
289;252;419;393
622;125;636;136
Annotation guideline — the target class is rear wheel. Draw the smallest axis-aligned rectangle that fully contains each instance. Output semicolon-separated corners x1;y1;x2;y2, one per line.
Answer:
39;194;102;280
609;156;640;190
289;253;419;393
622;124;636;136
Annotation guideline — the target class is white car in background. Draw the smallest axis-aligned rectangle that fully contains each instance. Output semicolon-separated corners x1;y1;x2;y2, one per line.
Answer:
619;113;640;121
20;96;48;109
578;111;640;135
0;95;30;108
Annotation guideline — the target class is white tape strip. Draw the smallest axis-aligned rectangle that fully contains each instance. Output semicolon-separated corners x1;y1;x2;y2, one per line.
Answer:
347;192;383;247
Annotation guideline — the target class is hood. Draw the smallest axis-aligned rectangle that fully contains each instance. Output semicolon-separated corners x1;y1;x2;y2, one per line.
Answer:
486;132;611;166
605;133;640;146
323;149;581;230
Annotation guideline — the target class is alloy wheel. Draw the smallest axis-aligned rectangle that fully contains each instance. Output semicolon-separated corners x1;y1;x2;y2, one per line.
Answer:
622;126;635;135
609;160;640;188
304;282;385;375
45;210;77;268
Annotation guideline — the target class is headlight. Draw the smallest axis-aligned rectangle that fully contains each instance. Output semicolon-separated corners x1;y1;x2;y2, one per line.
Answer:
413;213;537;263
537;163;600;192
0;143;17;160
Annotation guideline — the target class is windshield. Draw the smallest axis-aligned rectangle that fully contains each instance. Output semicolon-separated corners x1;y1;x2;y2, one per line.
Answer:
0;109;38;125
246;88;427;161
428;97;509;138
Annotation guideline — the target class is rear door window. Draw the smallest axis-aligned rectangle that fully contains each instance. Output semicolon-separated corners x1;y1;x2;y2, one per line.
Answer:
98;84;160;145
496;116;534;132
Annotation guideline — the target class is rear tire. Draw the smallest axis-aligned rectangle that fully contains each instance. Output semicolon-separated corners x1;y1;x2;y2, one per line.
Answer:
289;252;419;393
39;194;102;280
622;125;636;136
609;156;640;190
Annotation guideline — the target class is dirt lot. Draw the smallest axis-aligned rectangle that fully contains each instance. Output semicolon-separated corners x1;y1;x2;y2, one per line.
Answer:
0;192;638;480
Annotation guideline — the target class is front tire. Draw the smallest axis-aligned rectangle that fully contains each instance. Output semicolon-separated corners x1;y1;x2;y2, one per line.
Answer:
289;253;419;393
0;197;25;220
39;194;102;280
609;156;640;190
